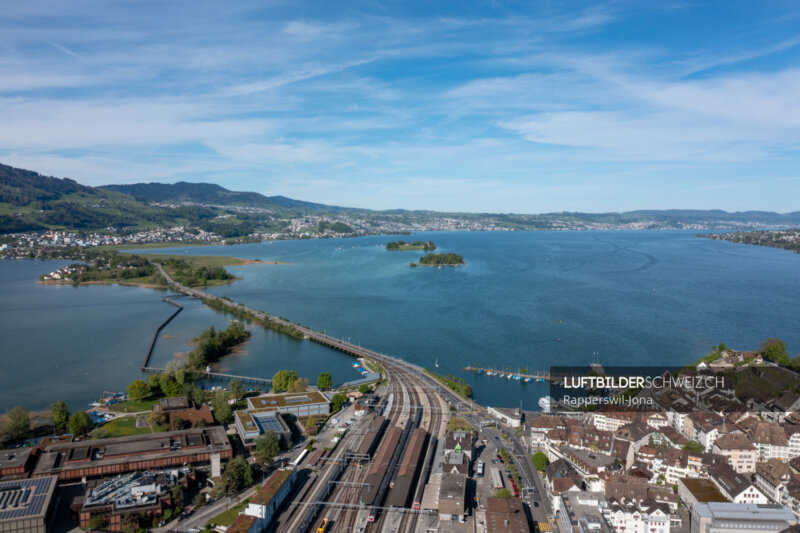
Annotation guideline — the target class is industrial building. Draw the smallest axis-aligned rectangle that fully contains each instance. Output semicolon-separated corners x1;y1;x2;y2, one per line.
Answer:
0;476;58;533
32;426;231;481
690;503;797;533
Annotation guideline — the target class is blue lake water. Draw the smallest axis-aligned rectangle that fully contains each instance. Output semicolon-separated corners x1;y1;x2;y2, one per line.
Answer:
2;231;799;412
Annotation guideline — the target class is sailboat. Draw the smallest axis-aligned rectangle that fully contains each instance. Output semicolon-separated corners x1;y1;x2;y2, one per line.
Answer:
435;358;439;369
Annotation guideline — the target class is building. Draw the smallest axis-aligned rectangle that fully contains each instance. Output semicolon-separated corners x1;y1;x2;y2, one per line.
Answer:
485;496;530;533
757;460;794;503
712;433;757;474
77;470;184;530
246;391;331;417
445;431;474;460
487;406;522;428
0;447;38;478
438;473;467;522
234;409;292;447
690;502;797;533
558;492;613;533
678;478;730;511
709;463;768;504
242;468;297;529
32;426;232;481
606;497;671;533
0;476;58;533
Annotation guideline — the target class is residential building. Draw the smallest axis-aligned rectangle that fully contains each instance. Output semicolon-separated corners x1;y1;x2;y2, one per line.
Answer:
485;497;530;533
712;432;757;473
709;463;768;504
757;460;794;503
558;492;612;533
606;497;671;533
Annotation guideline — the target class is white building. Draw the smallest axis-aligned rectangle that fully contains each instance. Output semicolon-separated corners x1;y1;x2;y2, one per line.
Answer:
690;502;796;533
606;498;671;533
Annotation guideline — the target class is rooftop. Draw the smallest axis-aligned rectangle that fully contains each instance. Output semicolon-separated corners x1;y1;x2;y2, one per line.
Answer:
251;468;294;506
0;476;57;523
678;478;729;504
0;448;34;472
486;497;530;533
246;391;330;410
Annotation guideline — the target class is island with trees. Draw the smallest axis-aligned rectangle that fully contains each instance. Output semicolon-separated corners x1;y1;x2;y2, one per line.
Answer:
411;252;464;267
386;240;436;251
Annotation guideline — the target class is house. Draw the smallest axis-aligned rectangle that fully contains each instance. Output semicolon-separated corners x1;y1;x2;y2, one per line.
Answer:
709;462;768;504
558;492;613;533
438;473;467;522
606;497;671;533
713;432;757;473
745;420;790;462
545;458;583;510
756;460;794;503
615;421;660;451
485;497;530;533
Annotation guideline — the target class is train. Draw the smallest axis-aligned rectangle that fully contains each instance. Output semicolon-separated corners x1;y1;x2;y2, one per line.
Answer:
361;426;403;514
316;517;330;533
291;448;309;467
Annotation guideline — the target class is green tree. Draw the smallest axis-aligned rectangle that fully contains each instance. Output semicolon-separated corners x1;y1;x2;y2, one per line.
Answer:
254;430;281;465
683;440;704;453
171;484;185;510
127;379;150;401
221;455;253;495
147;409;168;428
146;373;161;392
211;390;232;424
305;416;319;436
358;384;371;394
272;370;298;392
532;451;549;471
50;400;70;435
69;411;93;436
494;488;512;498
5;406;30;439
229;379;245;401
317;372;333;391
331;393;348;413
288;377;308;393
761;338;789;365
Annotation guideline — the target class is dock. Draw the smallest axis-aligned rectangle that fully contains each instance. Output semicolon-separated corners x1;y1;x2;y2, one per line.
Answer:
142;366;272;386
464;365;552;382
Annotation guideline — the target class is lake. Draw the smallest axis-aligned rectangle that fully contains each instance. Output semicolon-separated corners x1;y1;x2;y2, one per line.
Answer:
2;230;799;411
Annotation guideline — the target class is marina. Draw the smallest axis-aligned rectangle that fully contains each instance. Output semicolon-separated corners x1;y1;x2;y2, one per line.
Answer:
463;365;552;383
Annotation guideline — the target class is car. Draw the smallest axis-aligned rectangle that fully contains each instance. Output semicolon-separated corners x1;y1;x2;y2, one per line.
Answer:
496;454;503;462
492;459;498;464
534;501;539;507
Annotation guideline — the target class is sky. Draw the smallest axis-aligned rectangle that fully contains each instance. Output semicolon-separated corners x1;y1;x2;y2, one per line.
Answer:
1;1;800;213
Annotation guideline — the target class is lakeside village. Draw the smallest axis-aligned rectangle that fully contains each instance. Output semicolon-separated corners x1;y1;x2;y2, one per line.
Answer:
2;339;800;533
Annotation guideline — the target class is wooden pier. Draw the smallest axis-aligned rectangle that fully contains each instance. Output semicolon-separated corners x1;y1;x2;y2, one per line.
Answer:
141;296;183;371
464;365;552;382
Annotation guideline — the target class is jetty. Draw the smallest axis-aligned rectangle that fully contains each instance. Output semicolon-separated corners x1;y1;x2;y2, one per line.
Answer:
141;296;183;371
464;365;552;382
142;366;272;386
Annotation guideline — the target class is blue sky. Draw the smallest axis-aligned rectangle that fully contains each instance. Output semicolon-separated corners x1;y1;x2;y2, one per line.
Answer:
1;1;799;212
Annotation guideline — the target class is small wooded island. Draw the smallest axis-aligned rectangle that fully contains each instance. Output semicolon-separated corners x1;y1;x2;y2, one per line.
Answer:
386;239;436;251
410;252;464;267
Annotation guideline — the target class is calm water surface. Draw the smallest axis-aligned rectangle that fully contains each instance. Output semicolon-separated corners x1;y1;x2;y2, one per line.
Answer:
2;231;799;411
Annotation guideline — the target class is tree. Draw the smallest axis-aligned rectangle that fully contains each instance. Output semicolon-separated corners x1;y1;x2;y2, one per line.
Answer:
164;360;186;385
288;377;308;393
305;416;319;436
494;488;512;498
127;380;150;401
221;455;253;495
146;373;161;391
317;372;333;391
254;430;280;465
173;417;188;430
69;411;93;436
50;400;70;435
358;384;372;394
147;408;168;428
272;370;298;392
229;379;244;401
211;390;232;424
160;374;182;397
331;393;348;413
5;406;30;439
532;451;549;471
171;484;185;510
761;338;789;365
683;440;704;453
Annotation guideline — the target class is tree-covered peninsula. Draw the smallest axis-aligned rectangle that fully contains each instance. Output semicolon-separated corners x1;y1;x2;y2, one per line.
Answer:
386;239;436;251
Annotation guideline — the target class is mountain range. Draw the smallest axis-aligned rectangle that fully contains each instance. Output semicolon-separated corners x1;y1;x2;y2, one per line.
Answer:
2;162;800;235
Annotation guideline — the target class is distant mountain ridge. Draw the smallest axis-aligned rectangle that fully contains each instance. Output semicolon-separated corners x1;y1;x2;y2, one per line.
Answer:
100;182;344;211
2;161;800;234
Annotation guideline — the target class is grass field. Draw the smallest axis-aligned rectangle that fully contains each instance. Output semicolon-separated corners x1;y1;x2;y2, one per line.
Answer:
207;497;251;527
147;254;256;268
95;416;151;437
447;417;474;432
109;398;159;413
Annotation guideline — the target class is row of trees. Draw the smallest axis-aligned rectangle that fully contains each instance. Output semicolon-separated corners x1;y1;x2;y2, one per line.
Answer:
2;403;93;442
